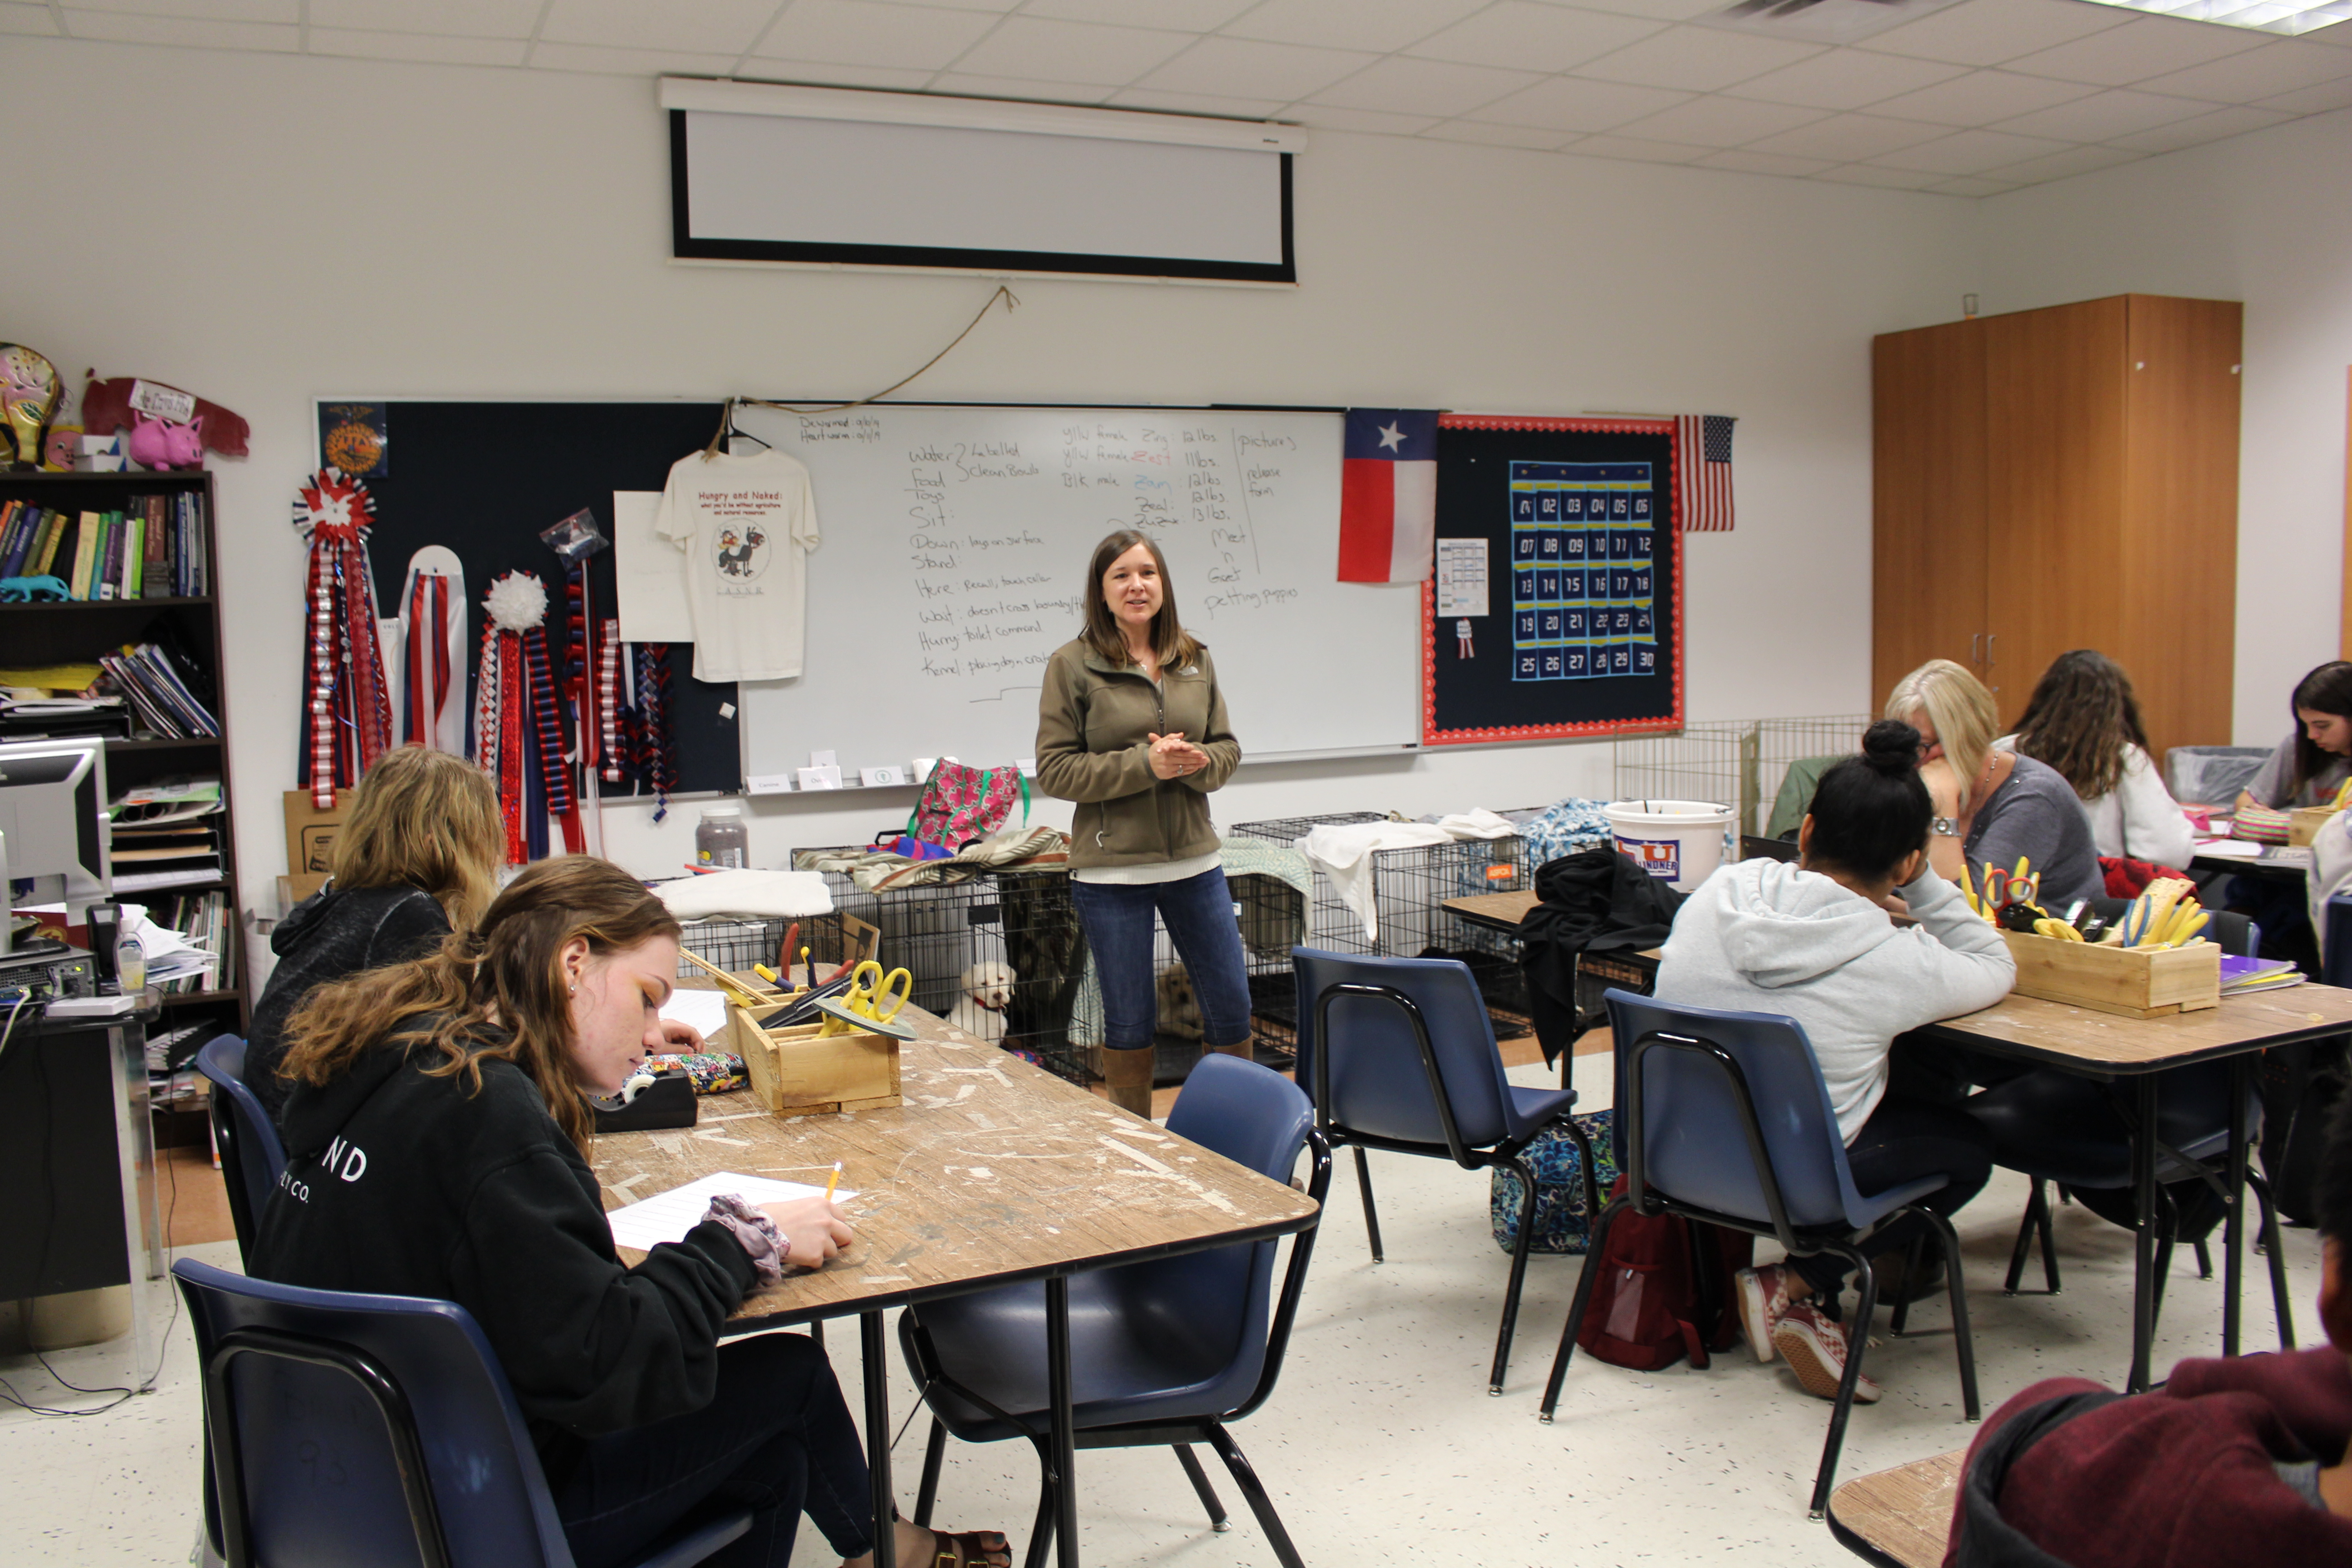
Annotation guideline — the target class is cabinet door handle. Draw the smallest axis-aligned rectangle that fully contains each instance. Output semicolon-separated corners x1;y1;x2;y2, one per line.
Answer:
1971;632;1982;665
1985;633;1996;666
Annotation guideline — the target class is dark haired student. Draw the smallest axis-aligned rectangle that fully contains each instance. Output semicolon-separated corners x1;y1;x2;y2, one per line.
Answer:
2238;660;2352;812
1654;720;2015;1406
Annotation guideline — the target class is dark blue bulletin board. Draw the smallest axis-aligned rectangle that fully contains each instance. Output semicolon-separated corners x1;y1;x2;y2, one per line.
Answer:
1421;414;1684;745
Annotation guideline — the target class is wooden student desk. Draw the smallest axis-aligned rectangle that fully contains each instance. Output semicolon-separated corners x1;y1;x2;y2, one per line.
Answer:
1826;1449;1963;1568
1920;983;2352;1392
593;999;1320;1568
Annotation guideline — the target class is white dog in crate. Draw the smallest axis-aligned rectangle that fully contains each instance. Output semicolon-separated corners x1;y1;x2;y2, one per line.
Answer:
947;959;1015;1044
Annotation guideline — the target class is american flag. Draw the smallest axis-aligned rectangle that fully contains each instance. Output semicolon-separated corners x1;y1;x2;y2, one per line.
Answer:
1675;414;1735;532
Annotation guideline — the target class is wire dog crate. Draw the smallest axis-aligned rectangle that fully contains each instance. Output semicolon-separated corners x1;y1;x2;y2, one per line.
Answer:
1612;715;1872;838
1228;813;1534;1042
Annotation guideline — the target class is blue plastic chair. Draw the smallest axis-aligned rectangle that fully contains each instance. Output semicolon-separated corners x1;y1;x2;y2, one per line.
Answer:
191;1035;286;1265
895;1056;1332;1568
173;1259;751;1568
2325;891;2352;985
1292;947;1600;1395
1539;990;1981;1519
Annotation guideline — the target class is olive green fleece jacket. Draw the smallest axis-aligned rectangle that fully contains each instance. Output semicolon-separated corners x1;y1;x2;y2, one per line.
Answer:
1034;639;1241;870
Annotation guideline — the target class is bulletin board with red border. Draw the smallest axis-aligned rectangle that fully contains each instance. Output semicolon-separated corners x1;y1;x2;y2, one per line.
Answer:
1421;414;1685;746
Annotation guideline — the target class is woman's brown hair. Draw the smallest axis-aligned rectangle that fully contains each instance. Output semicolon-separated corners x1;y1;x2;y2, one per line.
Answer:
279;856;680;1149
1079;529;1204;671
329;745;506;929
2012;649;2149;801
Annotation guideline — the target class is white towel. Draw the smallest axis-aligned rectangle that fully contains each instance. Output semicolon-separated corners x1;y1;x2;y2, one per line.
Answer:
1295;822;1452;942
653;869;833;921
1436;808;1518;840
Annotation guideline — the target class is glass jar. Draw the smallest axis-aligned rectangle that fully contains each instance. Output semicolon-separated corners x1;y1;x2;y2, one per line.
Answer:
696;805;748;869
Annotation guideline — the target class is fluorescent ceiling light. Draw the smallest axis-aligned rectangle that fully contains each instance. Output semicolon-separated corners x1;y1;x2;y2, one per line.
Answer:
2067;0;2352;35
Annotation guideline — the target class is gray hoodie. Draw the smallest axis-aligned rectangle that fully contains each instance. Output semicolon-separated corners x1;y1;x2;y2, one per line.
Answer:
1655;860;2015;1143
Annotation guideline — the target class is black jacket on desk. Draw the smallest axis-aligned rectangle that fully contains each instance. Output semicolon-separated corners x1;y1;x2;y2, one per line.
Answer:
250;1030;757;1485
247;884;451;1125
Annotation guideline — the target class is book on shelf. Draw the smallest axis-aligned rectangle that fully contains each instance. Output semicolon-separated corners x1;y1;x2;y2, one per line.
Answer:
32;506;68;576
141;496;168;599
70;512;99;599
96;642;220;739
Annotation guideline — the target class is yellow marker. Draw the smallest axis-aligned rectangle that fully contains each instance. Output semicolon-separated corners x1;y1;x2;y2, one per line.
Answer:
824;1161;843;1202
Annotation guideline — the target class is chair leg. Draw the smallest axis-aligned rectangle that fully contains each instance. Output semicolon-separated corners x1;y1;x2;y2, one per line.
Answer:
1491;1154;1542;1396
2194;1238;2214;1280
2036;1185;2062;1294
1921;1207;1981;1423
2004;1183;2040;1295
1352;1145;1384;1263
2250;1171;2297;1349
1171;1445;1230;1533
913;1419;947;1528
1808;1241;1878;1520
1559;1112;1604;1245
1201;1422;1305;1568
1022;1438;1058;1568
1889;1235;1926;1336
1540;1195;1630;1421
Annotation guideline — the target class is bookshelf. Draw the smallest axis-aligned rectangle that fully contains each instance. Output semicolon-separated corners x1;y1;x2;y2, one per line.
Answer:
0;470;246;1080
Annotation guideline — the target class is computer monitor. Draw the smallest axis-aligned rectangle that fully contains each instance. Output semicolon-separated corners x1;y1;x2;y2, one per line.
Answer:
0;739;110;951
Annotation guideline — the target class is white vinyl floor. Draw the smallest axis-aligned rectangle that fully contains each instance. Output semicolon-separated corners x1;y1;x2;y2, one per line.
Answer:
0;1057;2320;1568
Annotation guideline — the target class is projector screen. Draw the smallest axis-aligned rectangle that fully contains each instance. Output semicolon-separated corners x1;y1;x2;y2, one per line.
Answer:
668;107;1295;284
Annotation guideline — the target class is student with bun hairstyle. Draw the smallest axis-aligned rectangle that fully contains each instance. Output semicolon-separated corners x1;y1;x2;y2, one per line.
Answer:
1655;720;2014;1406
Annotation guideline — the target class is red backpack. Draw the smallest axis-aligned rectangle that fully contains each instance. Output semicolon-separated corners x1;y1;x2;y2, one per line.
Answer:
1577;1176;1753;1372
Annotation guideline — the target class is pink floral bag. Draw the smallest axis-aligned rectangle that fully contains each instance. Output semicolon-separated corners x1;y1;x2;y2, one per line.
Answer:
905;762;1030;852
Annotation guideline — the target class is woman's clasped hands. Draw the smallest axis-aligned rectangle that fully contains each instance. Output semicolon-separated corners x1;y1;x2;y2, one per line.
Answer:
1147;730;1208;780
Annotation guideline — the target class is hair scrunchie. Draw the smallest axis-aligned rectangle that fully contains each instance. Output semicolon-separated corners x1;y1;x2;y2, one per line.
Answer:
703;1191;789;1283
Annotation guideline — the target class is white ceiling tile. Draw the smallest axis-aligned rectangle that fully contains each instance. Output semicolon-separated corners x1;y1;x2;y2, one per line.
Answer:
1983;142;2143;181
309;0;541;36
528;42;746;76
1695;147;1835;176
1857;0;2131;67
751;1;999;71
1419;120;1578;148
1406;2;1665;73
1132;36;1377;100
742;60;940;90
59;10;295;47
1722;47;1972;109
1224;0;1489;55
2103;102;2293;150
1555;0;1728;21
2132;40;2352;103
1103;88;1292;117
1572;25;1828;91
1307;56;1544;117
2256;76;2352;112
1470;74;1695;130
1869;125;2073;171
1811;162;1951;187
66;0;292;19
539;0;777;55
309;27;529;65
1024;0;1254;27
925;72;1116;102
0;4;60;34
1987;86;2213;139
1610;93;1827;146
947;15;1194;85
1289;105;1443;134
2001;15;2270;87
1744;109;1955;157
1565;132;1710;162
1867;68;2098;124
1927;174;2020;194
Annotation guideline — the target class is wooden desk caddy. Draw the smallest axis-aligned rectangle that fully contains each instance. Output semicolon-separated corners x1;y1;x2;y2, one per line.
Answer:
727;1000;903;1115
1999;930;2220;1019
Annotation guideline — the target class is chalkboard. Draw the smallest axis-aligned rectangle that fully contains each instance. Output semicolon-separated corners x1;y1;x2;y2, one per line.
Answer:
727;402;1424;786
1421;415;1684;745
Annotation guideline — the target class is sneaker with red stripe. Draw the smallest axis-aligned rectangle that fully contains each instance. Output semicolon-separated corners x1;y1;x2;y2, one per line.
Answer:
1770;1303;1882;1405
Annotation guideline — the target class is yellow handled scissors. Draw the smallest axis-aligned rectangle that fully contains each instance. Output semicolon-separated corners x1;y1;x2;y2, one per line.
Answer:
844;960;912;1025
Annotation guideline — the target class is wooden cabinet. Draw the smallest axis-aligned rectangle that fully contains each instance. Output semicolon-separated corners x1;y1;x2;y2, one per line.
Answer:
1872;294;2241;762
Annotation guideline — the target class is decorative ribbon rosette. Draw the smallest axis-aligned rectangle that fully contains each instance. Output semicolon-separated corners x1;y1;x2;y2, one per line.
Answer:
474;571;582;864
293;468;394;809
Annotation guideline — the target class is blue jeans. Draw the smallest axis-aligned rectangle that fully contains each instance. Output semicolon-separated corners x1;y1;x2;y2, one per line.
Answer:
1071;867;1255;1051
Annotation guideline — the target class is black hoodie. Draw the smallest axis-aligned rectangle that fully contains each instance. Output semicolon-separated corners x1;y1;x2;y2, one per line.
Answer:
248;884;451;1125
251;1028;758;1484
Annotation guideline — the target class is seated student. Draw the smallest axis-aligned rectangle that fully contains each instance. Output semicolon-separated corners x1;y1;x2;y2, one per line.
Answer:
1888;658;2104;909
2238;660;2352;812
1945;1093;2352;1565
254;856;1008;1568
1655;720;2015;1403
1998;649;2195;873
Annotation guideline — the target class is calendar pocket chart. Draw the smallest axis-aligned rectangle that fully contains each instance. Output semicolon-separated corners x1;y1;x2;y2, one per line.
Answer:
1422;415;1683;745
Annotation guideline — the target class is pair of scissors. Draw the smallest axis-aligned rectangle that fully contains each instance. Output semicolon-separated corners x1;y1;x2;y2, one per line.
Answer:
815;959;918;1041
1981;862;2038;916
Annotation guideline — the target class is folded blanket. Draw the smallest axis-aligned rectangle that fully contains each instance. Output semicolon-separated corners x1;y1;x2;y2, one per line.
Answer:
796;827;1069;892
653;869;833;921
1437;808;1519;840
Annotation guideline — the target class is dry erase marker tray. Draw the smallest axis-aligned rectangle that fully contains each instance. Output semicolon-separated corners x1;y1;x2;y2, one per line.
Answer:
1998;930;2220;1019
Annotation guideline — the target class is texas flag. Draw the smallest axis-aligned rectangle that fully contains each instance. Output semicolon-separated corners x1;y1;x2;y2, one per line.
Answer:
1337;408;1439;583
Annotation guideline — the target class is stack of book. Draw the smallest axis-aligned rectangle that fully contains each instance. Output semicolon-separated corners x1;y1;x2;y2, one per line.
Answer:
98;642;219;739
153;887;234;992
2220;954;2303;996
0;493;209;599
109;777;224;893
0;694;129;741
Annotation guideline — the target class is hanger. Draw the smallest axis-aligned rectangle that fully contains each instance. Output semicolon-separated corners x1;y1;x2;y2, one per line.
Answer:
701;397;771;460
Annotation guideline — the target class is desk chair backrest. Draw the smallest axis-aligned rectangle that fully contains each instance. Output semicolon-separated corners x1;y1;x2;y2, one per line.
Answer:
2326;893;2352;986
1107;1055;1323;1420
1605;990;1879;1234
172;1258;573;1568
192;1034;287;1261
1292;948;1516;1149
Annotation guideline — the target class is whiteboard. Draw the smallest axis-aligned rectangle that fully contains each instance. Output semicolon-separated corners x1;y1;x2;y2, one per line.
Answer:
731;404;1421;788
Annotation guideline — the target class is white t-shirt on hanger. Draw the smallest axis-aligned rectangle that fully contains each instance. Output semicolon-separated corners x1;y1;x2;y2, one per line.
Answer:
654;448;820;682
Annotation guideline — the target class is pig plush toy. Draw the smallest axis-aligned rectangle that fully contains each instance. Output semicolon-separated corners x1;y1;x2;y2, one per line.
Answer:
128;413;204;470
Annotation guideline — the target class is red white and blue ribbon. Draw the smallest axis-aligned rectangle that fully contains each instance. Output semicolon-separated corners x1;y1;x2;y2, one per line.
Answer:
396;547;466;755
293;468;393;809
474;571;583;863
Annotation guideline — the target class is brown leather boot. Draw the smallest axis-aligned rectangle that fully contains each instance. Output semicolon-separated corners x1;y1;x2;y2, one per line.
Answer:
1103;1046;1156;1117
1209;1039;1254;1064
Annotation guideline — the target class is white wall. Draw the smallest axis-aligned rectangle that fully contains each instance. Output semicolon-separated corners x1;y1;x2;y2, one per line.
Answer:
1976;108;2352;750
0;40;1982;916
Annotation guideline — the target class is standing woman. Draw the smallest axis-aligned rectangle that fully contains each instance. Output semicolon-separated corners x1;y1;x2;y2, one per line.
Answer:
1036;530;1254;1117
2237;661;2352;812
2001;649;2195;870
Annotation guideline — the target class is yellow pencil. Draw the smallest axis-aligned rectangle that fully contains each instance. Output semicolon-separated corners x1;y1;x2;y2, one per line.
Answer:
824;1161;843;1202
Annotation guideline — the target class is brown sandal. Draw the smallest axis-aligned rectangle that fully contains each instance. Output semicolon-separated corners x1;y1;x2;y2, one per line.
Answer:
926;1529;1010;1568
